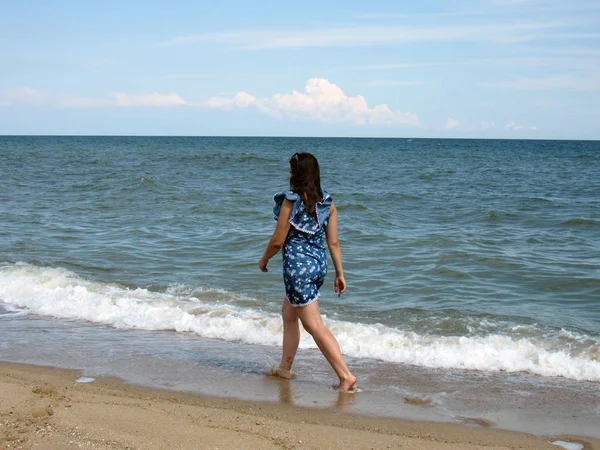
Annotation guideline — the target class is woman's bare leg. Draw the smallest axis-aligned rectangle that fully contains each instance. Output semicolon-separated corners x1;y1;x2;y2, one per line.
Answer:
295;300;356;390
277;298;300;379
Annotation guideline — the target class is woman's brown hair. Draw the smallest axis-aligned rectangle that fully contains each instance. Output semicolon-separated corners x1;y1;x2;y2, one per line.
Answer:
289;152;323;220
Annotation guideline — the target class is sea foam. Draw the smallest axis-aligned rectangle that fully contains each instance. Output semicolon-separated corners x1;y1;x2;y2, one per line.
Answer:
1;263;599;382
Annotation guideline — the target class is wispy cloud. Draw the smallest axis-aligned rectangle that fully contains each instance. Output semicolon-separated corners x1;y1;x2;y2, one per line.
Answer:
506;120;537;130
355;62;449;71
351;53;597;72
204;92;258;109
354;8;543;19
490;0;532;5
355;80;429;87
111;92;187;107
550;47;600;57
492;0;600;13
481;57;554;66
7;87;43;103
204;78;419;126
356;11;475;19
160;21;565;50
6;87;107;108
4;88;188;108
456;0;600;15
445;118;460;129
481;74;600;92
534;32;600;41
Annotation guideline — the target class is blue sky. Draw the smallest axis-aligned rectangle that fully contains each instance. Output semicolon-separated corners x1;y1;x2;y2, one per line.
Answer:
1;0;599;139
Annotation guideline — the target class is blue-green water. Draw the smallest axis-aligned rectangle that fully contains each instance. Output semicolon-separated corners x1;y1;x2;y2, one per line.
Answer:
1;135;599;375
1;136;599;436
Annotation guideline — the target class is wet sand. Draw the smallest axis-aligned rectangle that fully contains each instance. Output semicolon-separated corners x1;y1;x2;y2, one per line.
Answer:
1;361;597;450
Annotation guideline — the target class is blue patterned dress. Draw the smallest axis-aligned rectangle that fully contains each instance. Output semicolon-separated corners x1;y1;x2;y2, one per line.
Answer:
273;190;333;307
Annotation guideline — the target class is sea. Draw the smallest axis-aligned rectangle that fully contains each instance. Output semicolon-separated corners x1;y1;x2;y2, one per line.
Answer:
1;136;599;438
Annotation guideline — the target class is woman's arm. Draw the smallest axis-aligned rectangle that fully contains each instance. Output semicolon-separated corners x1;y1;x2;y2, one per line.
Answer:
325;202;346;296
258;199;293;272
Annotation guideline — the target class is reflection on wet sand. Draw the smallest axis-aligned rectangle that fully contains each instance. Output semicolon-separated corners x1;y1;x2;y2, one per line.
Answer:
335;390;356;411
273;376;356;411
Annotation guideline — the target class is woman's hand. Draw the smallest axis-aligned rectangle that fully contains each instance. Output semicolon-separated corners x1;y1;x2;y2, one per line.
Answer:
258;258;269;272
334;275;346;296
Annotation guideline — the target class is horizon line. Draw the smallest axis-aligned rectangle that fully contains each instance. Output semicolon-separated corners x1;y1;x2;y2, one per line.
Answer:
0;134;599;142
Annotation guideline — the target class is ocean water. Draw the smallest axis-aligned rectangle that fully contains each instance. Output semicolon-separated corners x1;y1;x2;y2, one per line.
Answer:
1;136;599;437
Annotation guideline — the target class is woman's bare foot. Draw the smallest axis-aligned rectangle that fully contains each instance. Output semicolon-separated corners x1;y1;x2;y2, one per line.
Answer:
266;367;296;379
276;368;295;379
337;374;357;392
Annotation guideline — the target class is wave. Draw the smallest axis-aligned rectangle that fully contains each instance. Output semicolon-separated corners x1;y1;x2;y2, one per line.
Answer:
336;203;369;212
219;153;274;164
485;209;520;222
424;266;470;279
139;176;156;185
527;197;553;203
561;218;599;227
0;303;29;318
0;310;29;318
1;262;599;382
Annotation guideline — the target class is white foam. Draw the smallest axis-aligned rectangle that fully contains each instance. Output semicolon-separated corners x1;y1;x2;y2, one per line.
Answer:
76;377;95;383
0;302;29;318
552;441;584;450
3;303;23;312
1;262;600;382
0;310;29;318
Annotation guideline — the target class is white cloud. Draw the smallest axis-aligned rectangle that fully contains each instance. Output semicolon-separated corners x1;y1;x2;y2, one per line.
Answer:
506;120;537;130
111;92;187;107
0;99;10;107
204;78;418;126
481;74;600;92
4;81;417;126
445;118;460;129
481;121;497;129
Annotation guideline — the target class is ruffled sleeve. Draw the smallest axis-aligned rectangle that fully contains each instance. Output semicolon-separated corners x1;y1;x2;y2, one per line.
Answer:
273;191;300;220
273;190;333;235
315;189;333;229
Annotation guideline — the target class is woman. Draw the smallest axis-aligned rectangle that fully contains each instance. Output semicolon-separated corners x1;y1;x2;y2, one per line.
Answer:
259;152;356;391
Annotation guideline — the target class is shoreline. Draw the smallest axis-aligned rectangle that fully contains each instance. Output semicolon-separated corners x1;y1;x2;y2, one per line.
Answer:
1;361;597;450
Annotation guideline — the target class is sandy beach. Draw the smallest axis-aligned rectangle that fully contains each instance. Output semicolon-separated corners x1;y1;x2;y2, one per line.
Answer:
1;362;596;450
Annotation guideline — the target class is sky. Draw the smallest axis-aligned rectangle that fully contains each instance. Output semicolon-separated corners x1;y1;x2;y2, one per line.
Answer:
1;0;599;139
